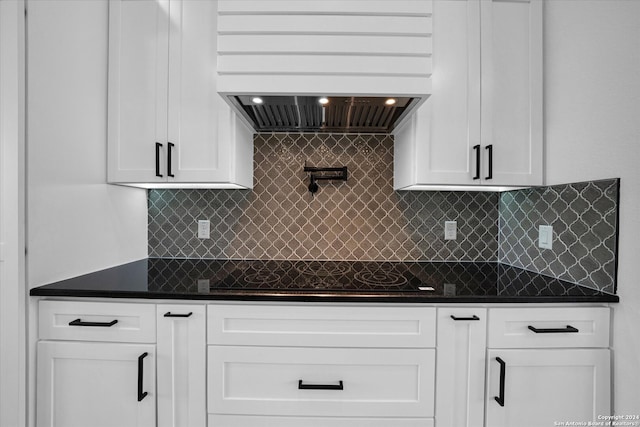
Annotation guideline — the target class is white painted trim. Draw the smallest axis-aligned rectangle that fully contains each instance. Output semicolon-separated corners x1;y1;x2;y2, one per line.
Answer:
0;1;27;427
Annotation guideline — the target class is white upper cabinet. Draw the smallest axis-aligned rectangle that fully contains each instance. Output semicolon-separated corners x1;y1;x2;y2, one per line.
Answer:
108;0;168;185
394;0;543;190
479;0;543;187
108;0;253;188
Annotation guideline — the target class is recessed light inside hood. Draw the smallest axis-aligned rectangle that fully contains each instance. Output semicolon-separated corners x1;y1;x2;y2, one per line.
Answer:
230;96;422;134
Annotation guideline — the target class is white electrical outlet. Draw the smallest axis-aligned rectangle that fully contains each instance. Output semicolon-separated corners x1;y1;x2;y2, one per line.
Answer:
444;283;457;296
444;221;457;240
197;220;210;239
538;225;553;249
197;279;209;293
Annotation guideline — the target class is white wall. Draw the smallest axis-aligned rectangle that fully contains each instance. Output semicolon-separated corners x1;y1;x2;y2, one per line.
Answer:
1;1;27;426
27;0;148;287
544;0;640;413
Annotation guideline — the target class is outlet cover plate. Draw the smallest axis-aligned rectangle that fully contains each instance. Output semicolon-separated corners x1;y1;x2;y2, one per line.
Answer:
444;221;457;240
197;220;210;239
538;225;553;249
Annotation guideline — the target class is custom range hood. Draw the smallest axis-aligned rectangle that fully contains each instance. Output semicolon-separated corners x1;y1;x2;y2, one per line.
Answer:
227;96;423;134
215;1;433;134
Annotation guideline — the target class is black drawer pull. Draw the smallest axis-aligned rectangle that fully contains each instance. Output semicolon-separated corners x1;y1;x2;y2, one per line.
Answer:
450;315;480;321
298;380;344;391
69;319;118;327
138;352;148;402
164;312;193;318
494;357;506;407
527;325;579;334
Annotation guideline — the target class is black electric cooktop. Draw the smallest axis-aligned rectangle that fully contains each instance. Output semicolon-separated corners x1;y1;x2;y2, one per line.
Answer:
148;259;505;295
30;258;619;303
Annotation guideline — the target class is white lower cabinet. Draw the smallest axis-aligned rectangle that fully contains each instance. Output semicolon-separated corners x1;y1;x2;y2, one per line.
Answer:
485;307;611;427
485;349;610;427
208;346;435;418
157;305;206;427
37;341;156;427
36;300;158;427
36;300;207;427
207;304;437;426
435;308;487;427
35;301;613;427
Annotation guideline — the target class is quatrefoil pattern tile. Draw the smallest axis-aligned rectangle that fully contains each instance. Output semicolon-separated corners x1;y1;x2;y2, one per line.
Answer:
148;133;499;262
498;179;619;293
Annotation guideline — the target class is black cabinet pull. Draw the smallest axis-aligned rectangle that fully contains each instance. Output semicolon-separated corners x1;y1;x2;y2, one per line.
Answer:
164;312;193;318
473;144;481;180
450;315;480;321
155;142;163;178
494;357;506;407
528;325;579;334
485;144;493;180
167;142;175;178
69;318;118;327
137;352;148;402
298;380;344;391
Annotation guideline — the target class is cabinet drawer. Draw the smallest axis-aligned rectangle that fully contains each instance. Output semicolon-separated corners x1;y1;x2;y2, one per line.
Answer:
207;304;436;348
488;307;610;348
209;415;434;427
208;346;435;418
39;300;156;343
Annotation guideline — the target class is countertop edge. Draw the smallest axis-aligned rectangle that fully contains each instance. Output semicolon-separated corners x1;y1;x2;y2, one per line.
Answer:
29;288;620;304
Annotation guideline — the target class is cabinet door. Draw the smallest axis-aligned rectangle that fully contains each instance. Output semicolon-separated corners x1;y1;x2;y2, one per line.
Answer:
480;0;543;186
108;0;169;183
37;341;156;427
395;0;481;189
167;0;231;183
395;0;543;189
485;349;610;427
157;305;206;427
435;308;486;427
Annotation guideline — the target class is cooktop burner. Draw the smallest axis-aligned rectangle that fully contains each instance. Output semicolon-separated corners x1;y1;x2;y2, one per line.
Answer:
354;268;409;287
243;270;283;286
296;261;352;277
222;261;423;292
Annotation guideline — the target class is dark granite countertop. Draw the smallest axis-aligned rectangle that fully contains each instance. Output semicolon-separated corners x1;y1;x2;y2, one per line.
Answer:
29;258;619;303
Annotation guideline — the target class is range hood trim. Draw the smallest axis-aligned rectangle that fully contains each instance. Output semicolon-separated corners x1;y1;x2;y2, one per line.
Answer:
216;74;432;98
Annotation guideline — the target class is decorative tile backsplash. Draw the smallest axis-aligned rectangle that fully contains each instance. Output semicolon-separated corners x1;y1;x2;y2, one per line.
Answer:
148;133;619;294
498;179;619;293
149;133;499;262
